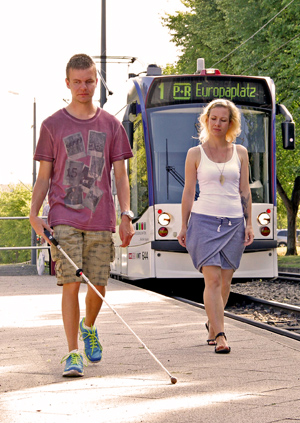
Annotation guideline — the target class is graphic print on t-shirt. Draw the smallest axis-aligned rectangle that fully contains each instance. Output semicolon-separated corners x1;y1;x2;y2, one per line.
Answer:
87;130;106;157
63;131;106;211
63;160;84;186
63;132;85;160
89;156;105;180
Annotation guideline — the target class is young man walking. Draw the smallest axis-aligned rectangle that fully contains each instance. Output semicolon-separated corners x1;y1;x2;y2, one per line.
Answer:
30;54;134;377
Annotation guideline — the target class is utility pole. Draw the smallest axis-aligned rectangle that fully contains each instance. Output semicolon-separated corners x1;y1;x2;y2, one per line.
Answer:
100;0;107;108
31;98;37;265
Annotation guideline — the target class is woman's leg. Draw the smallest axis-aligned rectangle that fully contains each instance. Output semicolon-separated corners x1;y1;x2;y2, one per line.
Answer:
202;266;230;350
221;268;234;308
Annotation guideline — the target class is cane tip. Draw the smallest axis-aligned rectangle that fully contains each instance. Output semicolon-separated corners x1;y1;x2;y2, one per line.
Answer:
171;377;177;384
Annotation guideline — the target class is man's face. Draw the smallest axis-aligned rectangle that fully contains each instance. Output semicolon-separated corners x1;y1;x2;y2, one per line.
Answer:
65;66;98;104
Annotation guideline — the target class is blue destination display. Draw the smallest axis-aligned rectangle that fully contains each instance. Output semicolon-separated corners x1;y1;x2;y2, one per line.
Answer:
146;76;272;108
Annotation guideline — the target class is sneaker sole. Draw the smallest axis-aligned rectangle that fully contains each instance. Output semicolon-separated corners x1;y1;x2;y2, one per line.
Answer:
63;369;84;377
84;351;102;364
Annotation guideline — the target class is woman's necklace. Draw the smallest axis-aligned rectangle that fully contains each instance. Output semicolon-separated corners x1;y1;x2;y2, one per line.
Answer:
207;143;228;186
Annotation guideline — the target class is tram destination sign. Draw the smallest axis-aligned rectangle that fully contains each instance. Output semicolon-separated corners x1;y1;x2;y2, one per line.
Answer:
146;76;272;108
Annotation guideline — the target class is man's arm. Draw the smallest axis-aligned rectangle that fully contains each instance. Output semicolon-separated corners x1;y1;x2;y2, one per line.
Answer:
113;159;134;247
29;161;53;242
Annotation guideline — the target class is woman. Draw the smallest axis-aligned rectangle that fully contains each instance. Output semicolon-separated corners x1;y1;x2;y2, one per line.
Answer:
177;99;254;353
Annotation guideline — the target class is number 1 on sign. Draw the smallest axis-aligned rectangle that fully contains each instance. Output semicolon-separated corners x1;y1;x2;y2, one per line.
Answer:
158;83;164;100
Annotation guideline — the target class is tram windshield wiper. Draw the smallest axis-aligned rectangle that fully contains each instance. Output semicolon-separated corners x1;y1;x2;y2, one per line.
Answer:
165;139;199;201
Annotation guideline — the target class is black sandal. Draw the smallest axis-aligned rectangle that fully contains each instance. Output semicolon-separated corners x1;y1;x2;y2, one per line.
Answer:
205;322;216;345
214;332;231;354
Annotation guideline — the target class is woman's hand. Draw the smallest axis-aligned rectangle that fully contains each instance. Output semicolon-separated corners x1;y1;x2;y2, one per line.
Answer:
177;227;187;248
244;225;254;246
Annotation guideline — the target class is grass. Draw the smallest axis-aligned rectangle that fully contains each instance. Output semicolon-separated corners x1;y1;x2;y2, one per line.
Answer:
277;247;300;269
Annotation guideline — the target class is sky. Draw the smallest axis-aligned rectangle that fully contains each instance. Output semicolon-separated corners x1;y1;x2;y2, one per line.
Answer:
1;0;187;186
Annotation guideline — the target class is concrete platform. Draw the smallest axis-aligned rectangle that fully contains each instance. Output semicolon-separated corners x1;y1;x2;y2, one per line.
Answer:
0;275;300;423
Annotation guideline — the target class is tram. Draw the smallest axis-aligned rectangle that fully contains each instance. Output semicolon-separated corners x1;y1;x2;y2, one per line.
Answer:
111;59;295;280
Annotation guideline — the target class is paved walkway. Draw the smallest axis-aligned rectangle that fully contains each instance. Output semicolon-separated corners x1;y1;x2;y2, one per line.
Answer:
1;275;300;423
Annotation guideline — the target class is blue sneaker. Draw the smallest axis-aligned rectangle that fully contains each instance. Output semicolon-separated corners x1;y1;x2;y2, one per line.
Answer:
79;318;103;363
61;351;84;377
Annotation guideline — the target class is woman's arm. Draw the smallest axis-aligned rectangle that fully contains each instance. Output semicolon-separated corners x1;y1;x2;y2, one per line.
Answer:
177;147;199;247
237;145;254;246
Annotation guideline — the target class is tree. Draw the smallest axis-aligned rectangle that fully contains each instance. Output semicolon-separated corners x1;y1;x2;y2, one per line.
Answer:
163;0;300;254
0;184;32;264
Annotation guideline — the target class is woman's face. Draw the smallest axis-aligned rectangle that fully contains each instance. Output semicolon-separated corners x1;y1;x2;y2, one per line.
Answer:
207;106;231;138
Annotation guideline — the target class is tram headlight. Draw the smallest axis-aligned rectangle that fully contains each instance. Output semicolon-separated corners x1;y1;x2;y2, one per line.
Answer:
158;212;171;226
257;212;271;225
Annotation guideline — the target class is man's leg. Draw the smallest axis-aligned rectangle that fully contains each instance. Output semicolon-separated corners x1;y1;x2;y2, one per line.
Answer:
60;281;84;376
62;282;81;351
79;285;104;362
79;230;112;362
50;225;85;376
85;285;106;327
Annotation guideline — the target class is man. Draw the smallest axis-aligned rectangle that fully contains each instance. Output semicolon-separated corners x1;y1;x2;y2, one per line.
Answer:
30;54;134;377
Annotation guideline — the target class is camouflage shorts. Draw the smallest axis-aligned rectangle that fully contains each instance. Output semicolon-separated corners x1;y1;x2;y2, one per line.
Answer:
50;225;115;286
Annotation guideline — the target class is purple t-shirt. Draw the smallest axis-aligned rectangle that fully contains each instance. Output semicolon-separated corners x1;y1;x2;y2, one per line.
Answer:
34;107;133;232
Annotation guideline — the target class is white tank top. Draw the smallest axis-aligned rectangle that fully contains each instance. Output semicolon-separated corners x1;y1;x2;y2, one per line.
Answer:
191;143;243;218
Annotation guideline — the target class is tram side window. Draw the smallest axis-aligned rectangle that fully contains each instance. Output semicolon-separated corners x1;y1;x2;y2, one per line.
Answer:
128;114;148;219
237;109;270;203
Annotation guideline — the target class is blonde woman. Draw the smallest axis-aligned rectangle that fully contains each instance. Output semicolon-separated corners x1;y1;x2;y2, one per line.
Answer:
178;99;254;353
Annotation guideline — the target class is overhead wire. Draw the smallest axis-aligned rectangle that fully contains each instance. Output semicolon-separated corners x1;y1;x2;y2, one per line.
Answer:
211;0;296;68
243;32;300;72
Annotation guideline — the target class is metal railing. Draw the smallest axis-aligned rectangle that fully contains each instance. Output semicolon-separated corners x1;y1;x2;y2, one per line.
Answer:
0;216;49;265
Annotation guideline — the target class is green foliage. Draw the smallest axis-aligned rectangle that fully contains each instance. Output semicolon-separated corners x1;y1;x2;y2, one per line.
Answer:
163;0;300;253
0;184;32;264
162;63;180;75
129;115;149;218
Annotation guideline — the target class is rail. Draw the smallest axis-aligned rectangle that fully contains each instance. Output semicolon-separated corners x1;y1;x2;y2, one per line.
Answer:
0;216;49;264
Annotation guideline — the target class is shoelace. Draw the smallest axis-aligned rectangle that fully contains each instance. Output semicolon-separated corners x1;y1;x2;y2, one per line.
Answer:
61;352;89;368
61;352;83;365
80;327;102;353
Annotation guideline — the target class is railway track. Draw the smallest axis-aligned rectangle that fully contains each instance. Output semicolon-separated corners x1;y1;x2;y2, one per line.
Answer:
278;271;300;281
122;271;300;341
173;291;300;342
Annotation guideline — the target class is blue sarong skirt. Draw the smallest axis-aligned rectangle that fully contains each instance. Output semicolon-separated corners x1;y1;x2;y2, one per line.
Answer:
186;213;245;273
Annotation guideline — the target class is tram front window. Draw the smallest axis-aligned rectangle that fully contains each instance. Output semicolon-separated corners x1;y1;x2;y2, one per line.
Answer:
147;105;270;205
148;106;201;204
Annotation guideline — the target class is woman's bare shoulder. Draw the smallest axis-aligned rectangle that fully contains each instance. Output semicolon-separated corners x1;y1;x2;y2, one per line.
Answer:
236;144;249;164
187;145;201;157
187;145;201;168
236;144;248;155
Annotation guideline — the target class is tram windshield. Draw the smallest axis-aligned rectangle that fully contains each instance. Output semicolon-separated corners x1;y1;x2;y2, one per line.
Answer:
147;105;270;205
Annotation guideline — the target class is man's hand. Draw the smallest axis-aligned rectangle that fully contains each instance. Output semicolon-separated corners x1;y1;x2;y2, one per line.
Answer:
29;215;52;243
119;217;134;247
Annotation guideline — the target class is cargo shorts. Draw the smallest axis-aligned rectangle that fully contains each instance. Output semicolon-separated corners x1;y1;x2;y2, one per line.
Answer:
50;225;115;286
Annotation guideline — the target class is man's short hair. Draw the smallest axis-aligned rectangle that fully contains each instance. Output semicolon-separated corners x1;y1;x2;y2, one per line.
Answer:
66;54;96;79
